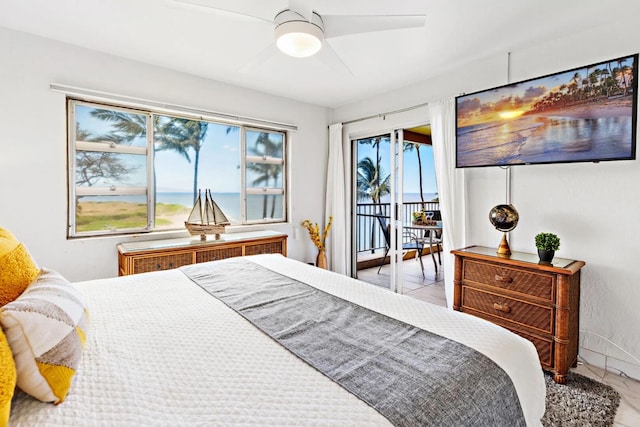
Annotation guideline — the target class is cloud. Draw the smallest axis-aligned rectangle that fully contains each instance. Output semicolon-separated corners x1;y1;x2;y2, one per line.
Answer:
523;85;547;102
457;97;482;116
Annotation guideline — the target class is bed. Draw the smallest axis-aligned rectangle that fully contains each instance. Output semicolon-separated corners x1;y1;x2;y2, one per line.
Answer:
5;253;546;426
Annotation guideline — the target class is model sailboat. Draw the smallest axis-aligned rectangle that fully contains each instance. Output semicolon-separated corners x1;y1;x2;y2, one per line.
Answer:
185;189;230;240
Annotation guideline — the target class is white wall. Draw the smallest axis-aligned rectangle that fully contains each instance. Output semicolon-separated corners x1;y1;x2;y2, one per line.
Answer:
0;27;329;281
332;15;640;379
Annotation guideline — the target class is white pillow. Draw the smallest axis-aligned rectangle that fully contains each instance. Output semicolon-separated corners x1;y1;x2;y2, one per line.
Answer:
0;269;89;404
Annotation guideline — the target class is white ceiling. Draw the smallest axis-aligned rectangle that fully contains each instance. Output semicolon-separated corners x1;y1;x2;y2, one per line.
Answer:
0;0;633;108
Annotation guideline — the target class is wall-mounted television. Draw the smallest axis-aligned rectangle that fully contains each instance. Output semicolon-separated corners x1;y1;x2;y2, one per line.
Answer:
455;54;638;168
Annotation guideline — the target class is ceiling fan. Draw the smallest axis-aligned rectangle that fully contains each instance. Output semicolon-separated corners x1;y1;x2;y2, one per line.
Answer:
171;0;426;74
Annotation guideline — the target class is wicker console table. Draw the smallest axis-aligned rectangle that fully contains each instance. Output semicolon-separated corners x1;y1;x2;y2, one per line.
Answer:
117;230;287;276
452;245;584;384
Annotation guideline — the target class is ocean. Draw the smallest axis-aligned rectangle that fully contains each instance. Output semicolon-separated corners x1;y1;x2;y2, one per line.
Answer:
84;191;437;223
379;193;438;203
457;115;633;167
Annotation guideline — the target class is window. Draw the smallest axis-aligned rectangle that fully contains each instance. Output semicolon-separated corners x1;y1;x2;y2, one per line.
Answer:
68;99;287;237
245;129;285;221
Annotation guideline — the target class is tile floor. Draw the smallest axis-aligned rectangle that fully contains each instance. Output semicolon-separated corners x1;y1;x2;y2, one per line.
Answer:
573;362;640;426
356;252;447;307
356;256;640;426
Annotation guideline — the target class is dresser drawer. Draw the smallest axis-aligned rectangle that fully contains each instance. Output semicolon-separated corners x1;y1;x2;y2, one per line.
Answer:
462;259;554;302
244;241;285;256
472;316;554;369
461;286;553;335
196;246;243;263
132;252;193;274
510;328;553;369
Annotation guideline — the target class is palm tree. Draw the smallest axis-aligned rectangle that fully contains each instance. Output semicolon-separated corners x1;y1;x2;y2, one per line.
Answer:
357;156;390;203
90;109;147;142
91;109;209;203
247;132;283;218
616;59;626;94
74;123;132;187
74;122;141;223
358;136;386;200
621;65;633;96
154;117;208;201
403;141;426;206
571;72;582;101
357;155;390;254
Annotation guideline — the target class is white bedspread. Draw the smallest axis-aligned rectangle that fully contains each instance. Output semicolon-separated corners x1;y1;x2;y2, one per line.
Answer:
9;254;545;426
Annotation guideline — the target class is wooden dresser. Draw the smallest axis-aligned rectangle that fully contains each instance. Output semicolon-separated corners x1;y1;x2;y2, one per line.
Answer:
452;245;585;383
117;230;287;276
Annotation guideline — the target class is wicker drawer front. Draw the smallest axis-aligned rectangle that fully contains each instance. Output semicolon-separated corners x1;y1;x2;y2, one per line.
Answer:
132;252;193;274
510;329;553;369
196;246;243;263
463;309;554;368
462;286;553;335
245;241;284;256
462;259;554;302
118;232;287;276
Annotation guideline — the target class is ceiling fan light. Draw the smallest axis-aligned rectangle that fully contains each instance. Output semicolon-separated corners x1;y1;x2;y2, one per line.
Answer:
275;21;323;58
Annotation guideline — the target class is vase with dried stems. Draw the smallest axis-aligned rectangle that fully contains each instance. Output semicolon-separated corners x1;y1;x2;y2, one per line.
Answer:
301;216;333;269
316;250;327;269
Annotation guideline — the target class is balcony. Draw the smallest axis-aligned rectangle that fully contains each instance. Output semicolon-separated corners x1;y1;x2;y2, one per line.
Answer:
355;201;445;306
355;201;441;269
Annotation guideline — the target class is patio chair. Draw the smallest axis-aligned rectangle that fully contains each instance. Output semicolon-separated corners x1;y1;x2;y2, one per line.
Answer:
417;228;442;272
418;210;443;271
375;214;425;277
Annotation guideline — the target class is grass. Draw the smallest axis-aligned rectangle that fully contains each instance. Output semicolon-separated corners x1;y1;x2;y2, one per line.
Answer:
76;202;190;232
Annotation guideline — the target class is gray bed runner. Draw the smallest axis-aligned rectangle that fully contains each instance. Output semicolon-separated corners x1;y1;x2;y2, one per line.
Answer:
181;258;526;427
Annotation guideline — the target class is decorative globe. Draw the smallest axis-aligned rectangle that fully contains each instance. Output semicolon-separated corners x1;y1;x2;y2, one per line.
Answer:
489;204;519;232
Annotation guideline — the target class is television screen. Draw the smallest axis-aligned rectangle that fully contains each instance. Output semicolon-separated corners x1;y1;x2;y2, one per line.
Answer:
455;54;638;168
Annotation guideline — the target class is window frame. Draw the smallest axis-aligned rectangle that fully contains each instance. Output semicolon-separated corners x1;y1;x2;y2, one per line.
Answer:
67;98;289;238
243;126;287;225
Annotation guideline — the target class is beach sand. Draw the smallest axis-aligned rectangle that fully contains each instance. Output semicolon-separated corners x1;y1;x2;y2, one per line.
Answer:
534;97;633;119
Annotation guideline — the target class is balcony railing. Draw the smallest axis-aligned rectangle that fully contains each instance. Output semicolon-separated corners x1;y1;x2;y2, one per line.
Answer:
356;201;440;254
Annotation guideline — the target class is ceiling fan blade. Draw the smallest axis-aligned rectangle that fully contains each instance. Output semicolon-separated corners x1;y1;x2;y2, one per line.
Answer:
169;0;276;23
288;0;313;21
323;14;426;39
239;43;280;74
317;41;353;76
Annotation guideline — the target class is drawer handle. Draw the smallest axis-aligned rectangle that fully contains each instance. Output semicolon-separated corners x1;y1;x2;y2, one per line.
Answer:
494;274;513;284
493;302;511;313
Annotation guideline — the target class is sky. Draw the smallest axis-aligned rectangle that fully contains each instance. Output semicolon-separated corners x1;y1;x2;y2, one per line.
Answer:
76;105;245;193
76;105;437;196
356;136;437;196
456;55;636;128
154;124;242;193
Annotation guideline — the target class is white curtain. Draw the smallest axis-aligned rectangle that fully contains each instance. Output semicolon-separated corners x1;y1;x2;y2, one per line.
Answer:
325;123;348;274
430;98;466;309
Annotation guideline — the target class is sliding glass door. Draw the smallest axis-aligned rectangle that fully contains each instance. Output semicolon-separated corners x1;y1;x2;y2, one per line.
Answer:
352;130;406;292
353;127;438;294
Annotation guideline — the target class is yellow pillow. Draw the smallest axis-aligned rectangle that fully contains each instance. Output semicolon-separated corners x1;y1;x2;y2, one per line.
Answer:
0;269;89;404
0;227;39;306
0;327;16;425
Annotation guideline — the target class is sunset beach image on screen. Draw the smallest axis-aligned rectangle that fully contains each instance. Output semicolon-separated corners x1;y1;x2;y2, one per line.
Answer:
455;54;638;168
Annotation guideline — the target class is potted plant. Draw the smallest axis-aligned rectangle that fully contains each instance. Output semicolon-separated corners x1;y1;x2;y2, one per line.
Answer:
534;232;560;263
412;210;425;224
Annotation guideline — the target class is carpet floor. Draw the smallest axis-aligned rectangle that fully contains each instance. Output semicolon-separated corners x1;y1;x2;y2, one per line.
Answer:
542;371;621;426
